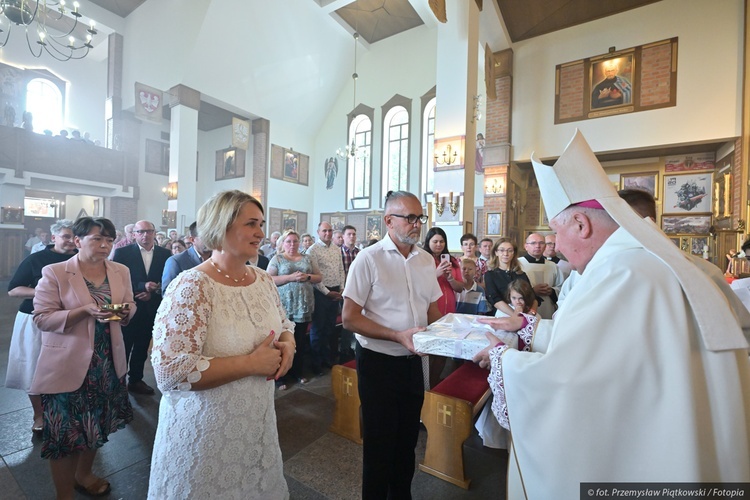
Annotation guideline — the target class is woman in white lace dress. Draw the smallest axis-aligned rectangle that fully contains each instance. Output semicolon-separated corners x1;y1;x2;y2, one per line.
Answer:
148;190;295;499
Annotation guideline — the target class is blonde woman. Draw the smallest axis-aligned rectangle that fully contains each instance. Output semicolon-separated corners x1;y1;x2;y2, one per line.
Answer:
149;190;295;499
267;229;322;389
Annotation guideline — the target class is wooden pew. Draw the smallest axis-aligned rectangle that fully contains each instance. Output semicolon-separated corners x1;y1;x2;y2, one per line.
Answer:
329;360;362;444
419;362;491;489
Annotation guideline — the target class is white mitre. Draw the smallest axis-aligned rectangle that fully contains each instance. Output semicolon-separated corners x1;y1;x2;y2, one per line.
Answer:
531;130;747;352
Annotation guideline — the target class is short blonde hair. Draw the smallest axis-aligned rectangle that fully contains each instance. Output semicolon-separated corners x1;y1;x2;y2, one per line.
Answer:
277;229;300;254
197;190;264;251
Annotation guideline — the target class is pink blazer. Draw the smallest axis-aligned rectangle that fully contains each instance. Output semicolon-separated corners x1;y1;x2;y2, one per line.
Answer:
29;255;136;394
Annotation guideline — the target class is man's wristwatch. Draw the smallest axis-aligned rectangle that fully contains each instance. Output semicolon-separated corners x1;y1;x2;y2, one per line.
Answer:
306;275;311;281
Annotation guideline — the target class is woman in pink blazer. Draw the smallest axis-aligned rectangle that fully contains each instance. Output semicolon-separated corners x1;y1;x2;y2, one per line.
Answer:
31;217;136;499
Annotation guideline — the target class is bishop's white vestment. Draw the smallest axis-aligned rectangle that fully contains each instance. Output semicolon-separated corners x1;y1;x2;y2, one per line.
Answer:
490;228;750;499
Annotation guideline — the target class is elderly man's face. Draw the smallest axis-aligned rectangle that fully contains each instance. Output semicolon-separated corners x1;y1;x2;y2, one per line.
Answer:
318;223;333;244
525;234;546;259
549;215;586;271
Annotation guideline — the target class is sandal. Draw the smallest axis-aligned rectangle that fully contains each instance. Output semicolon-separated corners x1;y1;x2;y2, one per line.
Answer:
277;383;288;391
74;478;111;497
298;377;309;385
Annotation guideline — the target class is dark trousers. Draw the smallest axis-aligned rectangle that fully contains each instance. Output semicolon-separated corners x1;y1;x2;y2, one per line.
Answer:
310;289;339;371
287;321;310;381
122;314;154;382
356;344;424;500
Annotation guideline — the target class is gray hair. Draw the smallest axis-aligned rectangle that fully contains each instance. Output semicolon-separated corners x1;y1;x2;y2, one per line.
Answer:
384;190;419;214
49;219;74;235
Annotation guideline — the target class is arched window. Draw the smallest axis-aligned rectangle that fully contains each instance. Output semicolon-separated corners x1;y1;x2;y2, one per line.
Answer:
25;78;63;133
421;98;436;197
347;114;372;207
382;105;409;193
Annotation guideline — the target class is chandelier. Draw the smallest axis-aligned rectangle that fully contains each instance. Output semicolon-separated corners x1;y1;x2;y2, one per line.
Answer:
0;0;98;61
336;32;368;161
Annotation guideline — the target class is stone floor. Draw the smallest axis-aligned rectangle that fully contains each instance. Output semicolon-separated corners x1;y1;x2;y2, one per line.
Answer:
0;280;507;499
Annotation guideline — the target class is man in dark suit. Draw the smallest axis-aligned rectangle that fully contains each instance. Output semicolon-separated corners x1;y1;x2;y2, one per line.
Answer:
161;222;210;294
113;219;172;395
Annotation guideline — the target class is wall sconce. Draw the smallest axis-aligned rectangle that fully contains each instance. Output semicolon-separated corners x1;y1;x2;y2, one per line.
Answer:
434;191;445;216
162;182;178;200
485;176;506;194
433;191;460;216
448;191;460;216
434;144;458;166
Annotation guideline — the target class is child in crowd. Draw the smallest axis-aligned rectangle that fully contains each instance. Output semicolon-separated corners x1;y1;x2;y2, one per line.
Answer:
455;259;490;315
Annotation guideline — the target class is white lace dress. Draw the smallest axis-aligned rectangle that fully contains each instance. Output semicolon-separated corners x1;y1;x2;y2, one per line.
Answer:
147;268;294;500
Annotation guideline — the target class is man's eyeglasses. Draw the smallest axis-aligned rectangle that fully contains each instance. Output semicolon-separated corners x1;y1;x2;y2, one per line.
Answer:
526;241;545;246
389;214;428;224
134;229;155;235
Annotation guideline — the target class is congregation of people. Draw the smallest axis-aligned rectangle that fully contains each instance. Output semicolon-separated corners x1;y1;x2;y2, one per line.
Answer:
6;132;750;498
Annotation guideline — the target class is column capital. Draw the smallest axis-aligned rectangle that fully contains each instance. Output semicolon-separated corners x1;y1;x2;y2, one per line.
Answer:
252;118;270;135
167;85;201;110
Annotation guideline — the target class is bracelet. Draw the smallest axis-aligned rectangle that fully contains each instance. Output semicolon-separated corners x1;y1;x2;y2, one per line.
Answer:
494;342;503;348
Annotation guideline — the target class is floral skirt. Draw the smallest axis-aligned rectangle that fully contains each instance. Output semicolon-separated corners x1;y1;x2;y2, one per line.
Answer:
41;322;133;459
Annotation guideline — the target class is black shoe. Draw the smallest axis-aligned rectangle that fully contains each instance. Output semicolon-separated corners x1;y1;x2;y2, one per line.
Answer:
128;380;155;395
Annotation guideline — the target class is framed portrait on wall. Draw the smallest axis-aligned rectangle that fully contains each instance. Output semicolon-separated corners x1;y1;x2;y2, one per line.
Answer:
365;214;382;241
485;212;502;237
330;214;346;231
690;236;708;257
282;211;298;232
215;147;246;181
284;150;300;182
590;52;635;112
663;172;712;214
620;171;659;199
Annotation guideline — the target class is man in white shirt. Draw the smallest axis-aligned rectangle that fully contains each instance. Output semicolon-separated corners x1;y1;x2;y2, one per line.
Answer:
30;231;49;253
24;228;43;256
544;234;572;281
260;231;280;259
307;222;346;374
343;191;442;499
478;237;493;263
519;232;564;318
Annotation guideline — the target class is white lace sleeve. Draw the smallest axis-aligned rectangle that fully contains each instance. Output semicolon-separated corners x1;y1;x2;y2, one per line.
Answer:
488;345;511;430
151;271;214;393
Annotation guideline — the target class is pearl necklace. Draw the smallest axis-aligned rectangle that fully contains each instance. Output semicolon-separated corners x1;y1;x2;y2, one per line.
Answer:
209;258;248;283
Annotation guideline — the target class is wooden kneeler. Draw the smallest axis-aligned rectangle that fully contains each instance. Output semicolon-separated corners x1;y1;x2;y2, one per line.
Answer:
419;362;491;489
329;360;362;444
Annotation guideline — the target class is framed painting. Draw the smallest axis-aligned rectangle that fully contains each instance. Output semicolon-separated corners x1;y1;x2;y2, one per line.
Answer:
1;207;23;224
539;200;549;227
284;150;300;182
485;212;502;237
215;147;246;181
330;214;346;231
282;212;298;232
661;215;712;235
663;172;712;214
365;214;383;241
620;171;659;199
690;236;708;257
590;52;635;112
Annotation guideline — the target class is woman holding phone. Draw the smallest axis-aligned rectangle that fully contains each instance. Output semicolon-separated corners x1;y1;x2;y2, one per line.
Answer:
423;227;463;315
31;217;135;498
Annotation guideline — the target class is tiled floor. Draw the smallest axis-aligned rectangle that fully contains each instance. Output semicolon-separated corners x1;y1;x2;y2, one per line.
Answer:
0;281;507;499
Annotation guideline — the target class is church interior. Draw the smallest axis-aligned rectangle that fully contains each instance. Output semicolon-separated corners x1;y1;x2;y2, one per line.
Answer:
1;0;749;497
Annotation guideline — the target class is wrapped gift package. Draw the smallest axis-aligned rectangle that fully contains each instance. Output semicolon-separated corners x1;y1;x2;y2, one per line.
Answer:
413;313;517;360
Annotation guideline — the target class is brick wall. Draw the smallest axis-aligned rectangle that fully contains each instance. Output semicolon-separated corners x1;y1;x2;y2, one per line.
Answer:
485;76;512;144
558;63;584;120
108;196;139;231
640;43;672;107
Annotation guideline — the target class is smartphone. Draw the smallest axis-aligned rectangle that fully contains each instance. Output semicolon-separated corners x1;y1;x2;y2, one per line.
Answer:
440;253;450;264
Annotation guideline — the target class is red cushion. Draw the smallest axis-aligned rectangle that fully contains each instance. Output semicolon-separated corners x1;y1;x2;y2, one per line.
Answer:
342;360;357;369
431;362;489;405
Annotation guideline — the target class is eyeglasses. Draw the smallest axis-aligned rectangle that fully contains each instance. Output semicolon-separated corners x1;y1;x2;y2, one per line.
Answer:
497;249;514;254
134;229;155;235
526;241;545;246
389;214;428;224
545;242;555;246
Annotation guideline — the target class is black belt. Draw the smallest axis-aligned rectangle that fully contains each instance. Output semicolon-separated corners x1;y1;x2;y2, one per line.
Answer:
327;286;341;292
